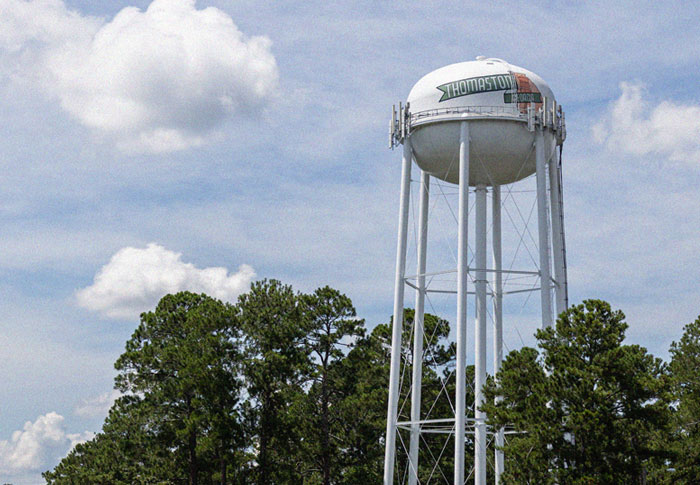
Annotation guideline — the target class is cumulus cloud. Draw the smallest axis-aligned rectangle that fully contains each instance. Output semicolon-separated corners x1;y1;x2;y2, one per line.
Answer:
0;0;99;54
0;0;278;152
74;389;122;418
76;243;255;319
0;412;94;473
593;82;700;163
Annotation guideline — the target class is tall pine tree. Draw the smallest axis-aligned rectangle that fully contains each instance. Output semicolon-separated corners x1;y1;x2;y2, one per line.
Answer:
484;300;670;484
237;279;311;485
668;316;700;483
114;292;242;485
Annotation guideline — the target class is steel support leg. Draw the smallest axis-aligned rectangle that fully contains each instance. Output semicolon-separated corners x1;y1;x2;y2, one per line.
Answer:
549;148;567;318
384;139;413;485
535;130;553;329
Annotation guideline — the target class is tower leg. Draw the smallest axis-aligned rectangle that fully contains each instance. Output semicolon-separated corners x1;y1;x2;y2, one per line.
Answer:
408;171;430;485
535;130;553;329
455;121;470;485
384;139;413;485
549;148;567;318
474;184;488;485
492;185;504;484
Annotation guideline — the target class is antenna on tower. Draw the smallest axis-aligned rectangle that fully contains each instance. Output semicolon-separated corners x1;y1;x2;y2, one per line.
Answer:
389;102;411;149
389;104;397;148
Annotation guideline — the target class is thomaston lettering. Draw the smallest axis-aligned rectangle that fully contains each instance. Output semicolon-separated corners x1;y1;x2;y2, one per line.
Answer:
437;74;515;102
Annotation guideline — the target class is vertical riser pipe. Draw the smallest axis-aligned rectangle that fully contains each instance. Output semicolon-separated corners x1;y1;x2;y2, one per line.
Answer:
454;121;470;485
474;185;488;485
408;172;430;485
492;186;504;484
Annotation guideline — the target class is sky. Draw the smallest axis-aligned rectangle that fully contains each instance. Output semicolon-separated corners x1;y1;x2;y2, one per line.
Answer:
1;0;699;482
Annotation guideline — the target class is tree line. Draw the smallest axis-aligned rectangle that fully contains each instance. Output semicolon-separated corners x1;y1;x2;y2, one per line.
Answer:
43;281;700;484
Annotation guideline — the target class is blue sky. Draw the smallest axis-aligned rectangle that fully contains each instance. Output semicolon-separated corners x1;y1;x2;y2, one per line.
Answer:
1;0;700;482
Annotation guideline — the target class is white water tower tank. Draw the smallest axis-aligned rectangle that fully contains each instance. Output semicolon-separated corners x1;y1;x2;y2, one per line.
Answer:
406;57;560;186
384;56;568;485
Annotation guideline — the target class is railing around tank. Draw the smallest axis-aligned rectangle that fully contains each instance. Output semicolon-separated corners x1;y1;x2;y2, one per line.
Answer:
410;105;525;125
390;101;566;149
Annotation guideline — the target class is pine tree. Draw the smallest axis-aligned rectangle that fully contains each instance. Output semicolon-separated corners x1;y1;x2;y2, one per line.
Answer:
113;292;242;485
668;316;700;483
236;279;311;485
484;300;670;484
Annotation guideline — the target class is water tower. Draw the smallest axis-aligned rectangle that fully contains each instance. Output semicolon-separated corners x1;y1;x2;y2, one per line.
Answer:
383;57;567;485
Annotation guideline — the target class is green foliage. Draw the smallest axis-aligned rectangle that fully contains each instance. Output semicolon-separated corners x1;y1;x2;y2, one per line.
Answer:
43;394;191;484
331;327;388;483
295;286;365;484
116;292;242;485
236;279;311;484
668;316;700;483
484;299;670;484
46;289;700;484
46;292;242;485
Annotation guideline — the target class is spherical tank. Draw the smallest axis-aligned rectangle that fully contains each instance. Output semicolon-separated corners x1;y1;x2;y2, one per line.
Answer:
407;57;558;186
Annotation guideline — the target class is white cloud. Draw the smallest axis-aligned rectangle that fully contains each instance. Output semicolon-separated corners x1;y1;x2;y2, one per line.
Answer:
66;431;95;452
0;0;99;54
74;389;122;418
0;0;278;152
76;243;255;319
0;412;93;473
593;82;700;163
